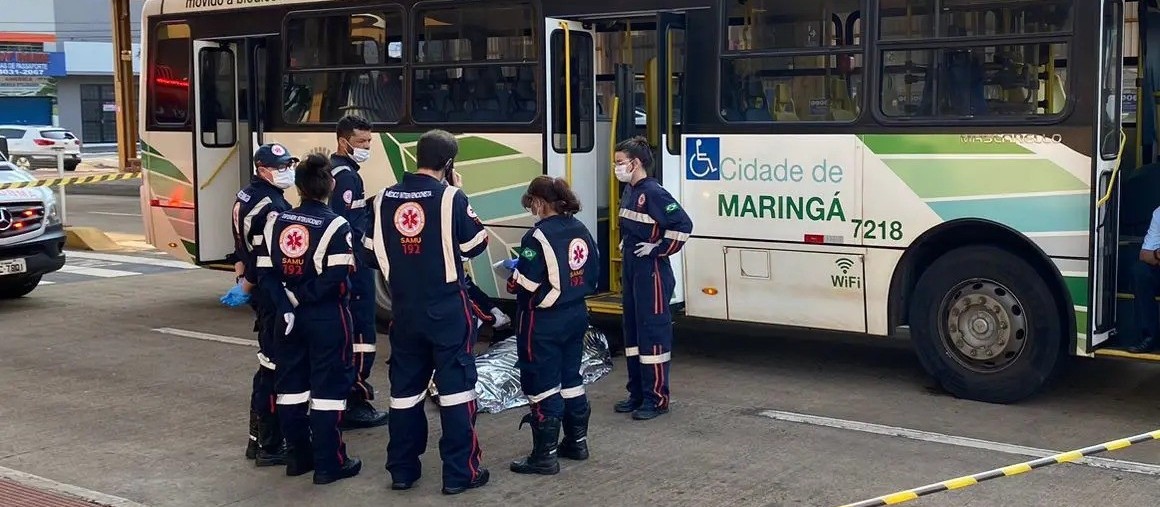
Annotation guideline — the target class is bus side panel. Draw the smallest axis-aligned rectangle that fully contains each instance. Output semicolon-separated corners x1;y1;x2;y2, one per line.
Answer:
265;131;544;301
140;131;197;263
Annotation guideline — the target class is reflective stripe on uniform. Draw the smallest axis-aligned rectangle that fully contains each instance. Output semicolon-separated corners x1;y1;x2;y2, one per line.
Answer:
390;392;426;409
528;385;561;403
460;229;487;254
664;230;690;242
284;287;299;308
513;270;540;292
255;256;272;268
277;391;310;405
560;385;586;399
371;189;391;283
327;253;355;267
331;165;351;176
351;198;366;209
639;351;671;364
314;216;350;275
310;398;347;411
438;389;477;407
353;343;376;353
439;186;458;283
243;197;272;253
625;346;640;357
531;228;562;308
619;208;655;224
257;352;276;370
251;236;263;246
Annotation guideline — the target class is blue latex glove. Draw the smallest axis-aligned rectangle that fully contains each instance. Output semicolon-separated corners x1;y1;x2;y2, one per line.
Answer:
219;283;251;307
502;258;519;270
492;258;519;276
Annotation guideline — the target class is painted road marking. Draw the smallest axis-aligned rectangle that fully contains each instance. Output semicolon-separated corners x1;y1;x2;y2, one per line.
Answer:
153;327;257;347
0;464;147;507
758;409;1160;477
66;250;197;269
58;265;139;278
84;211;141;217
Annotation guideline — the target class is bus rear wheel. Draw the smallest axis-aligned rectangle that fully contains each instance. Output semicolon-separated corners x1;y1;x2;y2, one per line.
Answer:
908;245;1063;404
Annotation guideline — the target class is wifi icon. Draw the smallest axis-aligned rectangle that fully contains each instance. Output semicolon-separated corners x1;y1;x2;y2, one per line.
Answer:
835;257;854;274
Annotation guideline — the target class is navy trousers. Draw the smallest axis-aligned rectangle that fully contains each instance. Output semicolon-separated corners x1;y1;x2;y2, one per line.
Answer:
250;296;279;427
349;262;378;402
516;302;590;421
621;256;674;409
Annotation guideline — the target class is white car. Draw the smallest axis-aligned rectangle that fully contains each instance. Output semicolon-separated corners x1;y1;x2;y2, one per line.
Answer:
0;125;82;172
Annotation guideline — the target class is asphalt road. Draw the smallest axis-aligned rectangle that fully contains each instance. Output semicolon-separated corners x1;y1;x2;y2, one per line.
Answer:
3;196;1160;506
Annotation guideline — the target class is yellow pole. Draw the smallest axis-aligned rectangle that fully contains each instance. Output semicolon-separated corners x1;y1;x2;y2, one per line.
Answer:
110;0;139;173
608;95;620;293
559;21;573;186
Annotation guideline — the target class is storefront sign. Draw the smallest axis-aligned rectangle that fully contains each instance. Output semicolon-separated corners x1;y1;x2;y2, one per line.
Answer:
0;76;50;96
0;52;66;77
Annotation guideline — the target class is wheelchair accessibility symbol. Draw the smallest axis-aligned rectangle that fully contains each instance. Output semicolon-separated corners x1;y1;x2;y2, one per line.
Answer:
685;137;720;180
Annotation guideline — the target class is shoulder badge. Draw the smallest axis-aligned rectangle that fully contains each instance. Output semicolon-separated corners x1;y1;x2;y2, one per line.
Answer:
664;202;680;213
521;247;537;260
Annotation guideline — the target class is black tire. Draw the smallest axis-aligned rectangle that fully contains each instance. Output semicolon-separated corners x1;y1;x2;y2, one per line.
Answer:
909;245;1063;404
64;159;79;171
0;275;42;299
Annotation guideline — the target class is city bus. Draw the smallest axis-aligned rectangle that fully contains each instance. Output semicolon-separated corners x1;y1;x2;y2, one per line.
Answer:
138;0;1150;404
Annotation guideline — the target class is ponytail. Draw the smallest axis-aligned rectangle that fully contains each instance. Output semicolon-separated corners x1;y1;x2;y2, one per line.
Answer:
523;175;582;217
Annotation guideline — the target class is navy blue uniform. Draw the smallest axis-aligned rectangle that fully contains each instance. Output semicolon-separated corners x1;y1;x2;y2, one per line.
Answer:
231;177;291;458
328;154;378;406
507;215;599;421
257;201;358;477
362;172;489;490
617;178;693;411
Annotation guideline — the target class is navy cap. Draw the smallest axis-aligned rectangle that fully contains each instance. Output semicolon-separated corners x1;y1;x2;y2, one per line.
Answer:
254;143;298;167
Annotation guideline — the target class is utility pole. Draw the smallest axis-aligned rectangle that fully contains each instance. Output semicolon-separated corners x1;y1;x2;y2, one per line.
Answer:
110;0;139;173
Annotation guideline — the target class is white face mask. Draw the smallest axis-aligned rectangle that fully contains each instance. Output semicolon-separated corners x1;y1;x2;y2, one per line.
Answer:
271;168;295;189
350;147;371;163
614;163;633;183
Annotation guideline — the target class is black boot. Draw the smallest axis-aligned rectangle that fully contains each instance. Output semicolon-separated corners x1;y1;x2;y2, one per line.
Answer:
1129;335;1156;354
441;468;490;495
313;457;362;485
510;414;561;475
558;407;590;461
284;441;314;477
339;400;389;430
245;410;260;460
614;398;641;413
255;413;286;467
632;402;669;421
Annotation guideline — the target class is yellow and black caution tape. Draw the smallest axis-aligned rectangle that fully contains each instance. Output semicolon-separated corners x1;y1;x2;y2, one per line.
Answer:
840;429;1160;507
0;172;141;190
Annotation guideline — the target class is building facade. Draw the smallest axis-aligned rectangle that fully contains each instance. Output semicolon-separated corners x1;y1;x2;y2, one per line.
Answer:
0;0;143;145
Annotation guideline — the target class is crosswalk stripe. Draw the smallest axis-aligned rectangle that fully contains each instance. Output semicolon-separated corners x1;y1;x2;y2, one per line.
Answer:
38;280;54;285
65;251;197;270
57;265;141;278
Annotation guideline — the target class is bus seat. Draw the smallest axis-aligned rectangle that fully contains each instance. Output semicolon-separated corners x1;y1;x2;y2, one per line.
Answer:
828;77;856;120
446;72;470;122
772;84;798;121
341;72;390;122
1049;71;1066;114
943;50;988;116
510;66;536;122
742;78;772;121
469;67;506;122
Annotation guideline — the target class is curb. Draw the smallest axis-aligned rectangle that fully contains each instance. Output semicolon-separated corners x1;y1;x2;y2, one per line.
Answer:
64;226;123;252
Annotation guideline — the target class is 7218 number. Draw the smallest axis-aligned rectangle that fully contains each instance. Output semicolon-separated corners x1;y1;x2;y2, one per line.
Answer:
852;219;903;241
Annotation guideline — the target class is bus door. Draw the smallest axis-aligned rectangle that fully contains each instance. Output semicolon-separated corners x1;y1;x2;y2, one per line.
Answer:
648;12;686;304
191;40;240;264
543;20;599;244
1089;0;1125;351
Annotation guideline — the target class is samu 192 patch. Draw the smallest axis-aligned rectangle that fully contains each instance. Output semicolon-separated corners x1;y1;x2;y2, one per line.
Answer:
521;247;537;260
664;202;680;213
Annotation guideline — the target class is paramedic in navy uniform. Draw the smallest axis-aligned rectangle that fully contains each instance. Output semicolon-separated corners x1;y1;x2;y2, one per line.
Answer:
328;115;388;429
612;136;693;420
257;154;362;484
361;129;491;495
495;175;599;476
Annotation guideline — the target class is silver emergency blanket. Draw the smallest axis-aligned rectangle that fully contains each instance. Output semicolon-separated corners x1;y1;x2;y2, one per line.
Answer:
430;326;613;414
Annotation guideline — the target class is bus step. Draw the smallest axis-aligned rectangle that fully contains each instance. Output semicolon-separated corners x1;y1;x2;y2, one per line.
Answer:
1093;348;1160;362
586;292;623;315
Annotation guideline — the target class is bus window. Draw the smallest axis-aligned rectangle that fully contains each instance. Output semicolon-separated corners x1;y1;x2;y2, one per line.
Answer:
150;22;191;129
1100;0;1123;159
720;0;862;123
876;0;1073;121
878;0;1073;40
550;30;595;153
411;2;536;124
199;48;236;148
282;8;404;124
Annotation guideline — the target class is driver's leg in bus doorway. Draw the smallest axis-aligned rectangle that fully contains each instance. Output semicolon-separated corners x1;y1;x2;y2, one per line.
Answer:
342;266;389;429
1130;259;1160;353
247;292;285;465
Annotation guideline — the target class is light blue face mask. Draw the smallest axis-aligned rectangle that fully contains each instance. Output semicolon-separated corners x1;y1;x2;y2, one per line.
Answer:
272;168;295;189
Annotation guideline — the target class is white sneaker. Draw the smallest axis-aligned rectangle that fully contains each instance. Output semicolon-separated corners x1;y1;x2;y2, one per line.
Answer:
491;307;511;329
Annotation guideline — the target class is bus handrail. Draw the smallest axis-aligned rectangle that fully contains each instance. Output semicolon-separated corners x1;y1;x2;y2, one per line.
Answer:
559;21;573;186
609;95;621;293
1096;131;1126;208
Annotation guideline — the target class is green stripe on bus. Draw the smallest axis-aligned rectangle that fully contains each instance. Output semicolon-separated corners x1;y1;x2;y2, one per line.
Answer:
1065;276;1089;308
404;135;518;162
884;159;1085;198
1076;310;1088;334
381;133;407;182
470;186;528;222
860;134;1032;155
460;157;542;194
927;194;1090;233
141;148;191;184
391;132;422;144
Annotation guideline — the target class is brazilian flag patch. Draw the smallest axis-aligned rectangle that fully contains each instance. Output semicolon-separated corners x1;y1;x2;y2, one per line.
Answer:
664;202;680;213
522;248;537;260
